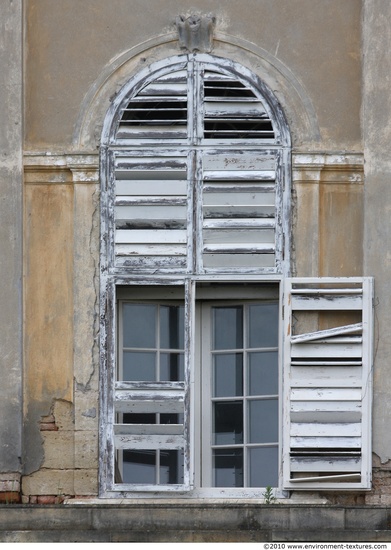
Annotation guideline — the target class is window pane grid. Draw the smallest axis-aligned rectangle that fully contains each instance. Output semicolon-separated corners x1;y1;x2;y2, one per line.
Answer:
119;303;185;383
210;302;278;487
116;300;185;486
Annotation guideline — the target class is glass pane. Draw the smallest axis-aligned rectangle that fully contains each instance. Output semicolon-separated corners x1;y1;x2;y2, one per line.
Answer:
121;450;156;484
248;303;279;348
248;351;278;396
160;352;184;381
213;401;243;445
213;449;243;487
249;399;278;444
159;450;184;484
213;307;243;350
123;351;156;381
214;353;243;397
249;446;279;487
160;305;184;349
123;304;156;348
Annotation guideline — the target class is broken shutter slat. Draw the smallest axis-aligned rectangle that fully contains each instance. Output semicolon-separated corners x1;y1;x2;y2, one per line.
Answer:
291;322;363;344
291;457;361;473
283;277;374;490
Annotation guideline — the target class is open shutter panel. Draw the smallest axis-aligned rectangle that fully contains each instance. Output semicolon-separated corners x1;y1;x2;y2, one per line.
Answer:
201;150;278;271
283;277;374;490
114;153;190;272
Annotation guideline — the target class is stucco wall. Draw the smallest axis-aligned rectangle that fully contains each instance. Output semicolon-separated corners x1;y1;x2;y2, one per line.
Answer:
0;0;23;498
19;0;388;503
25;0;361;152
363;0;391;474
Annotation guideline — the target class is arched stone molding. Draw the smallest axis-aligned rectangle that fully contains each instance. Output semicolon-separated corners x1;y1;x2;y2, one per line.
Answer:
74;32;319;151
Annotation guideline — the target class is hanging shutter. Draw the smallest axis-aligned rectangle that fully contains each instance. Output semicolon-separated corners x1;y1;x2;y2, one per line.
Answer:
114;153;189;272
110;284;194;492
201;150;278;271
282;277;374;490
115;69;188;142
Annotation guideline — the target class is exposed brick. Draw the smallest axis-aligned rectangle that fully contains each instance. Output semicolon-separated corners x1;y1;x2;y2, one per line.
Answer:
37;495;57;505
40;422;58;431
0;492;21;504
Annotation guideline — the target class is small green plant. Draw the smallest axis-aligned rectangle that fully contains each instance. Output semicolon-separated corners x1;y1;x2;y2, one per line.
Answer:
262;485;277;505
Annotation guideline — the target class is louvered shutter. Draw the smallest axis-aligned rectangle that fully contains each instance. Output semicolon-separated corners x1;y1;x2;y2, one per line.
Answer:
202;70;275;142
115;68;188;143
282;277;374;490
101;55;291;495
113;382;190;491
108;58;288;276
114;153;190;272
201;150;279;271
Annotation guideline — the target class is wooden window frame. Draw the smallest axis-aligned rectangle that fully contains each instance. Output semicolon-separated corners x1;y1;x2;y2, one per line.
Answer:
99;54;373;498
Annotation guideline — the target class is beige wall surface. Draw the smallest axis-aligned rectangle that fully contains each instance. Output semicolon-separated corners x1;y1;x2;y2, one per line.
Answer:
21;0;387;503
25;0;361;152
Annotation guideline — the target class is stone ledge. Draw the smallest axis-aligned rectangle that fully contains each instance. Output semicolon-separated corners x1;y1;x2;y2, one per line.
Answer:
0;504;391;543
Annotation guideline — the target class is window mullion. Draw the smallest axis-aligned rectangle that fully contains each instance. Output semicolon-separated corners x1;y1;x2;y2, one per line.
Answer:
195;151;204;274
243;305;248;488
184;278;196;489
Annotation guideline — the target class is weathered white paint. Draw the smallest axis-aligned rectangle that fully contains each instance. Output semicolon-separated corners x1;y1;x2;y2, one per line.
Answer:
283;277;374;491
100;54;291;497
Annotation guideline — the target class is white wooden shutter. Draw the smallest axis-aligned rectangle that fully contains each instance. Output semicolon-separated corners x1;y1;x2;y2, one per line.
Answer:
113;382;189;491
110;283;194;493
115;69;188;143
282;277;374;490
201;150;278;271
202;70;275;142
114;152;190;272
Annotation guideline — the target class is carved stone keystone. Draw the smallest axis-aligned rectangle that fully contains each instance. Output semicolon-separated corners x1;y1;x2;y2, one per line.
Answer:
175;14;215;53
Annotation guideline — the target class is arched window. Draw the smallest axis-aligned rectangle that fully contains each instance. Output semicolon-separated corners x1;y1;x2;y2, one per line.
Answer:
101;55;291;276
100;55;373;497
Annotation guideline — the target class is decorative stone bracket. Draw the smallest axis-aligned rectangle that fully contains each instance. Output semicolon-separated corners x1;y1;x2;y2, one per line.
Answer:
175;14;216;53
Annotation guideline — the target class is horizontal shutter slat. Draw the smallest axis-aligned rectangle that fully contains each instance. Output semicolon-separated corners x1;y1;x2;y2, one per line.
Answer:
116;229;187;244
114;424;183;436
115;434;185;450
291;422;361;437
291;457;361;472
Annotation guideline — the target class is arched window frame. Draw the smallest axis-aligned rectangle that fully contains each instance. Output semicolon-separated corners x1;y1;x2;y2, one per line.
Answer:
100;54;292;278
99;54;373;498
